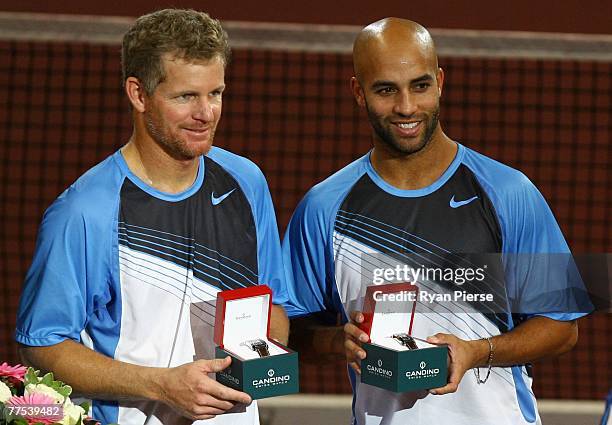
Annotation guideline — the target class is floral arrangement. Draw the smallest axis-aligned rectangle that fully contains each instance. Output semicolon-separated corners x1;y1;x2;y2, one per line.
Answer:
0;363;99;425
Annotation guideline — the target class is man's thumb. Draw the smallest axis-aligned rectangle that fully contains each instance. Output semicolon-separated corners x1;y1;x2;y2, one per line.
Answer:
207;356;232;372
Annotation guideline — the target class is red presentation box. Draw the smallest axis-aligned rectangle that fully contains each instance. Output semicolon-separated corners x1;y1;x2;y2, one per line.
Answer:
359;282;448;392
214;285;299;399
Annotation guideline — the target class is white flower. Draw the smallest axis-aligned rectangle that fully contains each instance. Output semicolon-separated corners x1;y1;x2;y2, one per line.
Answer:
24;383;65;404
0;380;11;403
60;398;86;425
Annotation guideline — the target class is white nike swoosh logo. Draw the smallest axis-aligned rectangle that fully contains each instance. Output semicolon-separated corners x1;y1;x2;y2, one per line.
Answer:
449;195;479;208
211;189;236;206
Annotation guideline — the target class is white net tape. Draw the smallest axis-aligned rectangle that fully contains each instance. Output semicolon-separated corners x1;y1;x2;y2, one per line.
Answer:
1;12;611;61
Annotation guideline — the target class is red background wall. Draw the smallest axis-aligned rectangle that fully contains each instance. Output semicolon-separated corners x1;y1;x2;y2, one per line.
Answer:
0;0;611;34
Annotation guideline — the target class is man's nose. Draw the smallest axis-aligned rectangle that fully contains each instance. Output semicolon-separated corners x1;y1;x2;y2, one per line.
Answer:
193;98;215;122
392;91;418;116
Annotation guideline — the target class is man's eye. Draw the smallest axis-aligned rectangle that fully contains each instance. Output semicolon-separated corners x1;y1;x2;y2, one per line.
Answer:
377;87;396;95
414;83;431;91
177;94;195;101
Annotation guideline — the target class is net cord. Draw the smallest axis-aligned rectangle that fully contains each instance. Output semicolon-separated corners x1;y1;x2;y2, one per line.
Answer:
0;11;612;61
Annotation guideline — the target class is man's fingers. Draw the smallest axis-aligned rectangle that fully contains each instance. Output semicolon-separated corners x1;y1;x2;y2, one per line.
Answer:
191;405;225;419
344;338;366;360
427;333;451;345
344;322;368;342
188;406;221;421
349;361;361;375
429;381;459;395
206;379;252;405
202;356;232;372
192;415;215;421
344;314;368;367
162;360;251;420
429;354;464;395
349;310;364;323
430;368;461;395
189;394;236;418
194;393;235;412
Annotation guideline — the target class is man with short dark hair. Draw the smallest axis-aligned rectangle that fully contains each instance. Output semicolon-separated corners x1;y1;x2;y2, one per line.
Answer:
16;9;288;425
284;18;586;425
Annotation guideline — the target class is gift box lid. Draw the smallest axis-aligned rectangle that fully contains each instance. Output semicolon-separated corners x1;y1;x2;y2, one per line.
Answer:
360;282;418;343
214;284;272;348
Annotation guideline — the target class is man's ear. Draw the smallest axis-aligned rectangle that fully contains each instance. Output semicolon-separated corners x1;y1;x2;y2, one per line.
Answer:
436;67;445;98
125;77;147;113
351;76;366;108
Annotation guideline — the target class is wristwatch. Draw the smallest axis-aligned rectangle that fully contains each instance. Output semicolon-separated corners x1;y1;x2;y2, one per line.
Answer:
391;333;418;350
242;339;270;357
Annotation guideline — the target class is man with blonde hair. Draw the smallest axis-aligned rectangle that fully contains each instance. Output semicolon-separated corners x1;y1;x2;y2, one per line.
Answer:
17;9;288;425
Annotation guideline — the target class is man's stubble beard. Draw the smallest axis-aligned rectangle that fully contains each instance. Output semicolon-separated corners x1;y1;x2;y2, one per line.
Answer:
144;111;215;161
366;101;440;156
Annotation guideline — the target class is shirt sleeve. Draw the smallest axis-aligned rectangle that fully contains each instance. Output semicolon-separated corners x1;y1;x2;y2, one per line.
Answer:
15;197;101;346
252;171;289;307
498;175;593;321
281;192;341;318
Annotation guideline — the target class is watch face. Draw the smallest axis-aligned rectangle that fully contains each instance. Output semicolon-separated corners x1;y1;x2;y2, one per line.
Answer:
254;340;270;356
405;337;418;350
243;339;270;357
392;333;418;350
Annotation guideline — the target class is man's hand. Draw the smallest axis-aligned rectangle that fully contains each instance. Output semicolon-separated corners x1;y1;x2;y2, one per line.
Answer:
426;333;489;395
157;356;252;420
425;318;579;395
343;311;370;374
19;342;251;422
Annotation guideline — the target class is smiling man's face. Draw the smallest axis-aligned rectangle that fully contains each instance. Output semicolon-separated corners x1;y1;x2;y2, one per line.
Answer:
352;23;444;155
143;54;225;160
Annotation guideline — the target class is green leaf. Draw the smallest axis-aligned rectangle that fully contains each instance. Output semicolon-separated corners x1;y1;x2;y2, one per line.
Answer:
55;384;72;398
24;367;39;386
41;372;54;387
79;401;91;412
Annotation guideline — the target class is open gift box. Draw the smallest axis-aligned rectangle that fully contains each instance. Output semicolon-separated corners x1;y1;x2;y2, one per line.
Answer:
214;285;299;399
359;282;448;392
